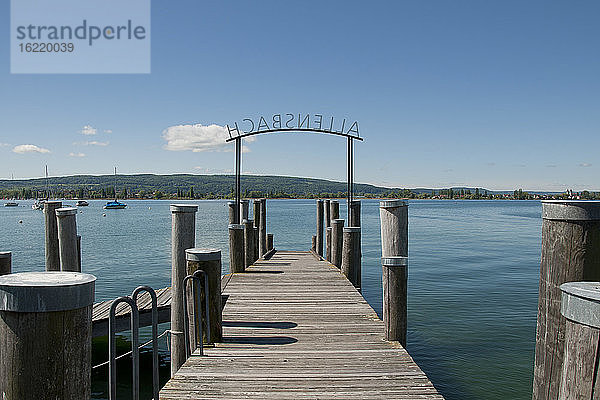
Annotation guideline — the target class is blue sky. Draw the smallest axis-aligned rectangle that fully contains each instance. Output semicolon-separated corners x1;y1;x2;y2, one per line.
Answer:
0;1;598;191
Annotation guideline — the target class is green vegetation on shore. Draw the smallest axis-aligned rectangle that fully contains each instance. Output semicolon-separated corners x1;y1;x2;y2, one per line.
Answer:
0;174;597;200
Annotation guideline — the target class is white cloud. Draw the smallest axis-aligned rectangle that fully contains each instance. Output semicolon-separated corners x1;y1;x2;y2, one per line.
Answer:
104;129;112;134
80;125;97;135
84;141;109;146
580;163;592;167
12;144;50;154
0;143;9;147
163;123;254;153
69;152;86;157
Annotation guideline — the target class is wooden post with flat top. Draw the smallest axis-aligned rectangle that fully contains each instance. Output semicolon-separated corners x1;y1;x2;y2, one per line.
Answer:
316;200;324;257
56;207;79;272
44;200;62;271
170;204;197;376
379;200;408;347
532;201;600;400
186;248;223;344
0;271;95;399
229;224;245;273
331;219;344;268
341;227;361;289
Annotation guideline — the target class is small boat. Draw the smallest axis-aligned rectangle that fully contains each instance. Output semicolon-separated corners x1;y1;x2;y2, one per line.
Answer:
32;199;45;210
76;200;89;207
4;202;18;207
103;200;127;209
103;167;127;209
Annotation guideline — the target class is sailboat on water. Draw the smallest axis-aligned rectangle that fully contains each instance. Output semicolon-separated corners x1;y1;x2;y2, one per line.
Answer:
32;165;49;210
104;167;127;209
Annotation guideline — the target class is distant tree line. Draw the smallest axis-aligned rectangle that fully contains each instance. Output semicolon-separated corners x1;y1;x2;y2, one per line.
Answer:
0;174;597;200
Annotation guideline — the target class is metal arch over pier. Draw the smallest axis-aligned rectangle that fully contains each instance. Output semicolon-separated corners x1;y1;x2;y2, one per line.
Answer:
225;113;363;224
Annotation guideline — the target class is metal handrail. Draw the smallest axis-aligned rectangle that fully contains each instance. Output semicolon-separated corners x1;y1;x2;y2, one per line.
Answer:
108;296;140;400
131;286;159;400
183;269;211;357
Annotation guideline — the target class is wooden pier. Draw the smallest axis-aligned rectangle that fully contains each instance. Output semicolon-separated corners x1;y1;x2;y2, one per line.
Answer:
160;250;443;399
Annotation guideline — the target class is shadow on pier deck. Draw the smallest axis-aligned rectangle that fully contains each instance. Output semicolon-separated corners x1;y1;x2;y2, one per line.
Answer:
159;250;443;399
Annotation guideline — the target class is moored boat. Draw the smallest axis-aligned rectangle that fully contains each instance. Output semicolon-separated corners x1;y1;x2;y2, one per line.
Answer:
103;200;127;209
4;202;18;207
76;200;89;207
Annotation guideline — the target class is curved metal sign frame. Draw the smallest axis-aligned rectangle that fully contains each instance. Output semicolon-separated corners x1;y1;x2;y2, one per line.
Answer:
225;116;362;224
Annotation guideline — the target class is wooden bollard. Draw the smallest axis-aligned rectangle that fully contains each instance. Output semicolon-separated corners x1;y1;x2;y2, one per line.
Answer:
330;200;340;224
0;271;95;399
227;201;236;224
557;282;600;398
243;219;255;268
253;199;261;228
44;200;62;271
350;200;361;227
253;226;259;262
0;252;11;275
316;199;324;256
326;227;332;262
341;227;361;289
267;233;274;251
379;200;408;257
533;200;600;400
56;207;79;272
229;224;245;273
331;218;344;268
311;235;316;253
382;257;408;346
185;248;222;343
324;199;331;228
259;199;267;257
170;204;197;376
240;200;249;221
77;235;82;272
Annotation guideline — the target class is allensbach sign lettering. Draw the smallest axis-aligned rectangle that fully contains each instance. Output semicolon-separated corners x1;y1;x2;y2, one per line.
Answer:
226;113;360;140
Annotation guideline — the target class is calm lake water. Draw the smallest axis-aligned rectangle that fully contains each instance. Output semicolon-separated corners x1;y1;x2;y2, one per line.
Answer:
0;199;540;399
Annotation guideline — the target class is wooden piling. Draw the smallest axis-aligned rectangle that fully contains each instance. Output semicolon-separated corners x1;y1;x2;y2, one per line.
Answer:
77;235;82;272
0;252;11;275
44;200;62;271
316;200;324;256
532;201;600;400
311;235;316;253
259;199;267;257
56;207;79;272
350;200;361;227
170;204;197;376
253;200;261;229
330;200;340;223
243;219;255;269
324;200;331;227
0;271;95;399
342;227;361;289
331;218;345;268
229;224;245;273
382;256;408;346
227;201;236;224
326;227;332;262
558;282;600;399
185;248;222;344
267;233;274;251
253;226;259;262
379;200;408;257
240;199;249;221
